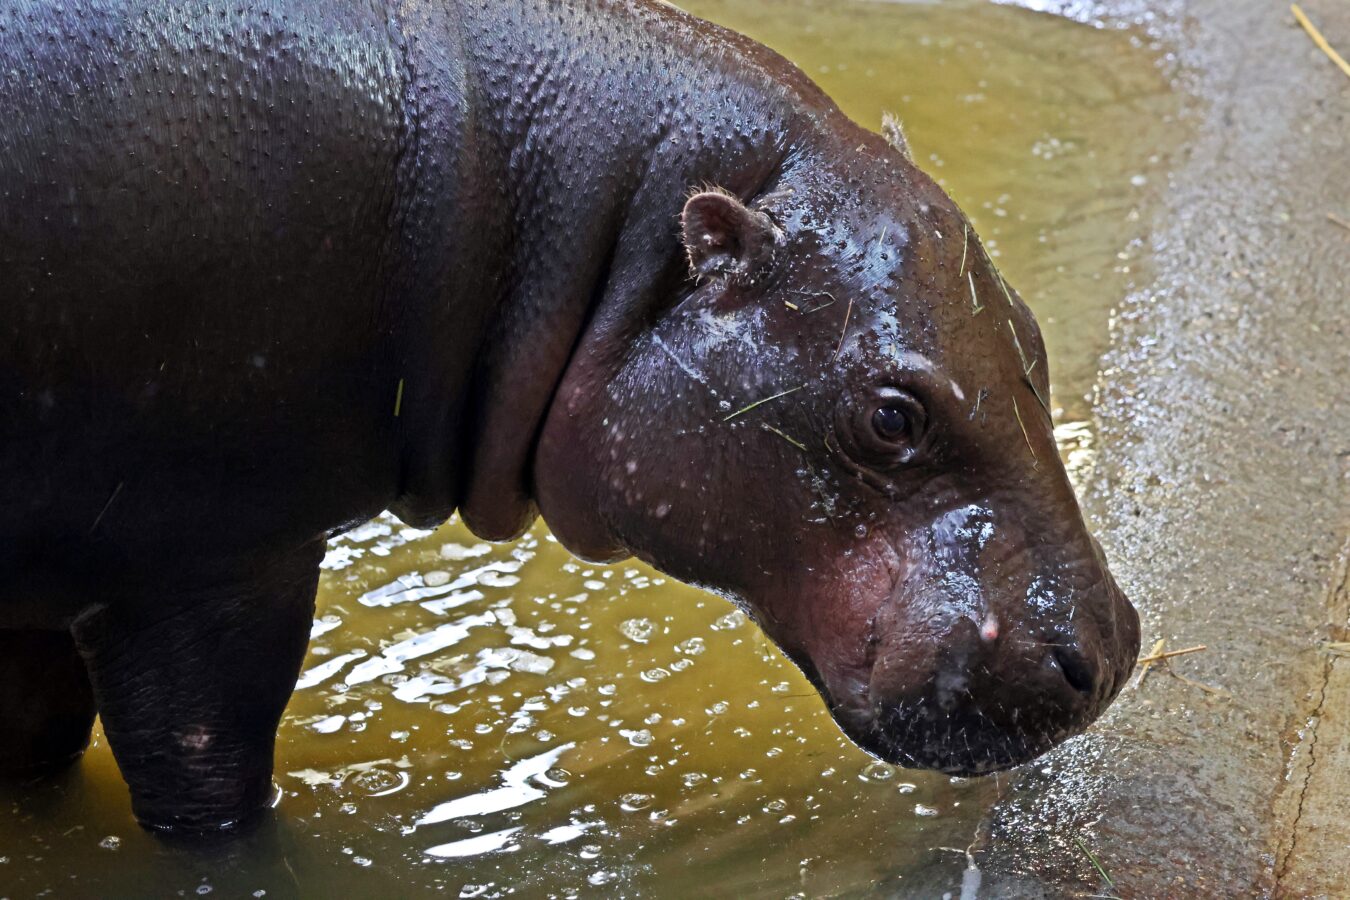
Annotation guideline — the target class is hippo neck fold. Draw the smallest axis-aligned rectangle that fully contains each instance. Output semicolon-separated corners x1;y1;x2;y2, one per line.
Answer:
404;0;843;542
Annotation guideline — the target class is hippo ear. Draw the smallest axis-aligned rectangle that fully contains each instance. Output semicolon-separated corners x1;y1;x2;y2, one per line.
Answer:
681;190;781;281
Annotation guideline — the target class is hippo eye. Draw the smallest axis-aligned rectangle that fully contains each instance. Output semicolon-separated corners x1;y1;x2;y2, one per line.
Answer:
872;405;911;442
833;386;929;474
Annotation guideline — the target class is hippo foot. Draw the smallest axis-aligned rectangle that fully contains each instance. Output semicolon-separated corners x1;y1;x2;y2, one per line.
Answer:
133;780;281;837
69;543;322;834
0;628;97;778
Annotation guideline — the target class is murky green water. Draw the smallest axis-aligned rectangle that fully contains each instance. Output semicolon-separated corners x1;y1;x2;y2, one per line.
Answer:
0;2;1180;897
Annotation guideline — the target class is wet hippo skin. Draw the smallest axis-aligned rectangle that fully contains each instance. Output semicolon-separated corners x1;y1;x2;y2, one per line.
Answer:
0;0;1139;832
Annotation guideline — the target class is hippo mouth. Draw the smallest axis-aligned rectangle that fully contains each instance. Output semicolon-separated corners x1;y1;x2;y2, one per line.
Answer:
784;599;1138;776
846;679;1124;776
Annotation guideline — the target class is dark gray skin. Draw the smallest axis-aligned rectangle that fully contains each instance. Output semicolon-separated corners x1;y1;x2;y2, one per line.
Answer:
0;0;1140;833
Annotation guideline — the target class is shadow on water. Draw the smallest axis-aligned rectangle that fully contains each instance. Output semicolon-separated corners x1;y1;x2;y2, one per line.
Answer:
0;2;1182;896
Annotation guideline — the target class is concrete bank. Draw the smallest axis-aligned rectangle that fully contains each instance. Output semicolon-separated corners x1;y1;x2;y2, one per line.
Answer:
968;0;1349;896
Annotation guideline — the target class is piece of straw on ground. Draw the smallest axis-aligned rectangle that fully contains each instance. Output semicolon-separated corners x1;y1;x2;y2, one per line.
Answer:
1292;4;1350;80
1132;638;1166;690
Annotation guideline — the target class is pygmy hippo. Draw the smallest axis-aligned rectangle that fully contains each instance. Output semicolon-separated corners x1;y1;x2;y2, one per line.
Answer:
0;0;1140;832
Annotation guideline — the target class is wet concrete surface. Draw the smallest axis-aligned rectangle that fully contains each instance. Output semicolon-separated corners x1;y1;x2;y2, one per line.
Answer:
969;0;1350;896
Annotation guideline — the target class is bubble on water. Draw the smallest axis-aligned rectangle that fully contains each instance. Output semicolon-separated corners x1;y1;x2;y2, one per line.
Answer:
914;804;940;817
353;856;373;867
618;618;655;643
620;728;653;748
670;658;693;672
639;667;670;683
583;579;606;591
897;782;917;794
587;870;617;886
98;835;122;850
424;570;451;587
769;681;792;694
571;648;596;661
676;637;706;655
763;799;788;814
711;611;745;631
543;767;573;786
598;683;618;696
619;793;652;811
860;761;895;782
350;767;409;797
579;844;602;860
681;772;707;788
705;701;728;715
568;706;589;717
196;885;213;896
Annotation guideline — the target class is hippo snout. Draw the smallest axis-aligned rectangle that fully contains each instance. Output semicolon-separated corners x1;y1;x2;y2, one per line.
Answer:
833;570;1139;776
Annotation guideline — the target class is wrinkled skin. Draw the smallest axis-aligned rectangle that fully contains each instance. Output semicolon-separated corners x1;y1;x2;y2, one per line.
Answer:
0;0;1138;832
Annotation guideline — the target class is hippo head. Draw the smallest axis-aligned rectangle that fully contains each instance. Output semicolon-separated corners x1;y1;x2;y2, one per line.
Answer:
533;130;1140;775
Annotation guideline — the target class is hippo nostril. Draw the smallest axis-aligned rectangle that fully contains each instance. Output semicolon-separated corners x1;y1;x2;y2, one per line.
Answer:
1052;646;1096;697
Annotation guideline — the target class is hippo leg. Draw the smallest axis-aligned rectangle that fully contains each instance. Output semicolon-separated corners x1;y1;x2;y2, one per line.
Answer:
71;543;321;833
0;629;98;775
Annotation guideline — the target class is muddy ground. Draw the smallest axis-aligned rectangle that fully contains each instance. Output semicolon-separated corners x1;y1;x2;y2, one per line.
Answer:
942;0;1350;896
